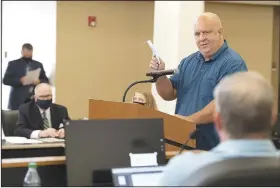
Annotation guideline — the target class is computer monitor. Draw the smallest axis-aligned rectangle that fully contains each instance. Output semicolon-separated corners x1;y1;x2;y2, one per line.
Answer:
65;119;165;186
111;166;165;186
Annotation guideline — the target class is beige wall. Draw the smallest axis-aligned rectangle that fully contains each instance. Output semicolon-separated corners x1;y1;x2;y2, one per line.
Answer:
206;2;280;111
56;1;154;119
272;8;280;111
205;2;275;82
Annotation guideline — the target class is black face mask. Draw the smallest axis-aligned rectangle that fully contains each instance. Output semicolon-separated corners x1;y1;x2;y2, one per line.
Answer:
133;101;145;106
36;99;52;110
22;56;32;61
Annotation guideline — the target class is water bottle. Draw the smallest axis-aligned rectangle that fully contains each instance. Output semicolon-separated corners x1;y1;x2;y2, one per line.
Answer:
23;162;41;187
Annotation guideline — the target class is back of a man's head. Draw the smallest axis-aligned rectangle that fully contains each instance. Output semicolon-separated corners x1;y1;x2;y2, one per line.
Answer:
214;71;274;139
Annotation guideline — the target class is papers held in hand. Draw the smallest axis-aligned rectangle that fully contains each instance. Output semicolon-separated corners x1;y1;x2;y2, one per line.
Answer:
146;40;161;64
23;68;41;85
36;138;65;143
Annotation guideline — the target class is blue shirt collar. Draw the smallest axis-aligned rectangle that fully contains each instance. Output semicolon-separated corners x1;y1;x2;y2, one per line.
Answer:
197;40;228;61
212;139;278;154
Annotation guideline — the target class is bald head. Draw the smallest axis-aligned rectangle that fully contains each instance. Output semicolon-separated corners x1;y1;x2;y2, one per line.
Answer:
194;12;224;60
214;71;274;139
35;83;52;96
196;12;223;30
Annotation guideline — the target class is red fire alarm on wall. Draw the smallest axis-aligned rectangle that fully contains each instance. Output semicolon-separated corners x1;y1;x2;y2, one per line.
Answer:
88;16;96;27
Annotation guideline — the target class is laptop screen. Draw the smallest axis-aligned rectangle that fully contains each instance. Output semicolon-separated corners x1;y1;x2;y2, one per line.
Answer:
112;166;165;186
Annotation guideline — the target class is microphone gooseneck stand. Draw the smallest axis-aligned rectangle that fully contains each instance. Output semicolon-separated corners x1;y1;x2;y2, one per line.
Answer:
122;77;158;102
122;75;197;151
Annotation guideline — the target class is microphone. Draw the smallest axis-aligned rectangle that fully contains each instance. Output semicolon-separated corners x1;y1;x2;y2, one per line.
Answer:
146;69;177;78
178;130;198;154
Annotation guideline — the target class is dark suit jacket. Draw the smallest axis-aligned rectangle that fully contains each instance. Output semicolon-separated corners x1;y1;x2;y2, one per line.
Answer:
14;101;70;138
3;58;49;110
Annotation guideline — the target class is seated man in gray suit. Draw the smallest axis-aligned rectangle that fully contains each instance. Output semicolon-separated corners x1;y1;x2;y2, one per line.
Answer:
14;83;70;139
158;71;279;186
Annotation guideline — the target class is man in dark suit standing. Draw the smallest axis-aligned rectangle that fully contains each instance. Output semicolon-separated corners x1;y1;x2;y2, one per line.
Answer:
14;83;70;139
3;43;49;110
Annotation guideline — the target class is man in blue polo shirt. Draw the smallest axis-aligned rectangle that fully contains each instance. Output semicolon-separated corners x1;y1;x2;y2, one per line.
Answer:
149;12;248;150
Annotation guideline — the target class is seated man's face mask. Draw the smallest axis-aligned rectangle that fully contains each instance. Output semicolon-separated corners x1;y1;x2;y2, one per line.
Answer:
37;99;52;109
36;94;53;110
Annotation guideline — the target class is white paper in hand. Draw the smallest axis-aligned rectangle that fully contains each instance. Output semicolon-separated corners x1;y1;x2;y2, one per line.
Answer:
24;68;41;85
37;138;65;143
146;40;160;64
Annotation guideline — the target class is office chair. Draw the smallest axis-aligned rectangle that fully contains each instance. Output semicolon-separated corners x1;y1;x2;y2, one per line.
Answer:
272;114;280;149
272;114;280;138
182;157;280;186
1;110;19;136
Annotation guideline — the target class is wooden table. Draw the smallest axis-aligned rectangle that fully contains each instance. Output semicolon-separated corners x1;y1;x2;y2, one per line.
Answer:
2;156;66;168
2;141;200;159
2;142;65;159
1;143;203;187
2;150;204;168
2;142;65;150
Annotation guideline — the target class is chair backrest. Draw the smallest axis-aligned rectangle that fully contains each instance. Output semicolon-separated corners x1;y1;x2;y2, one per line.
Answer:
183;157;280;186
1;110;19;136
272;114;280;138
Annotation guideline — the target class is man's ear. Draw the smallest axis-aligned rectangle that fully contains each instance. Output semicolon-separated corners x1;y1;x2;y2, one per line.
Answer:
214;111;223;132
219;28;224;39
269;102;278;127
215;112;228;141
272;106;278;126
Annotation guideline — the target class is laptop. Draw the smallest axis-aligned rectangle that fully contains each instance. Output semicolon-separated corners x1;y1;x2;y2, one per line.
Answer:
65;118;165;186
111;166;165;186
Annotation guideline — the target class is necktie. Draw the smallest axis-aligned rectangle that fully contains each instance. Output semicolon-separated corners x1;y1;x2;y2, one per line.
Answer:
42;111;49;129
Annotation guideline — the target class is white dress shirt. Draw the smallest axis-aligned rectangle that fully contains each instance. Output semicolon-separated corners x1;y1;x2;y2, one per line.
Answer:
2;127;5;140
30;107;52;139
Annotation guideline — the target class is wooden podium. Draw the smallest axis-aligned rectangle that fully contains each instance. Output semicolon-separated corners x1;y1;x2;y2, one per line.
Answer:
88;99;196;152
